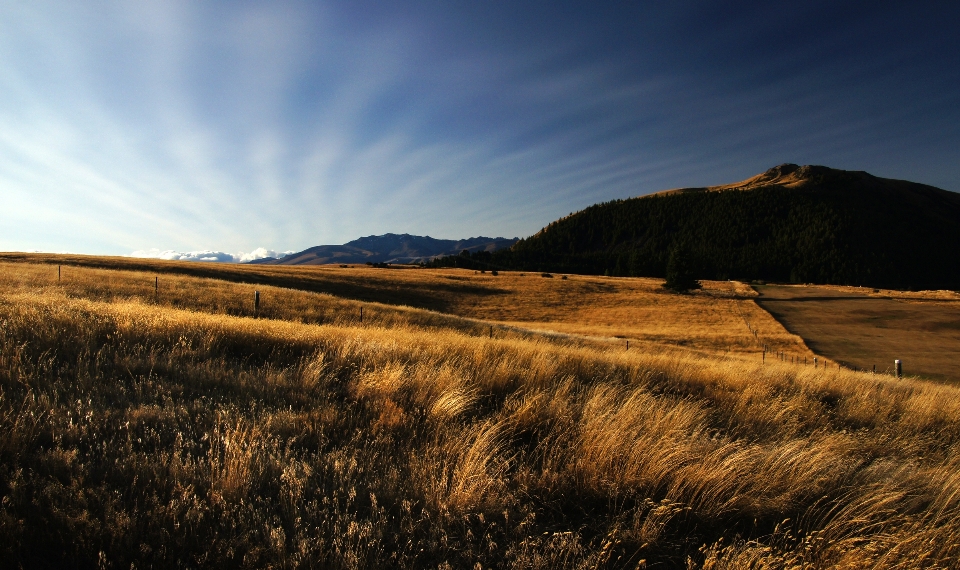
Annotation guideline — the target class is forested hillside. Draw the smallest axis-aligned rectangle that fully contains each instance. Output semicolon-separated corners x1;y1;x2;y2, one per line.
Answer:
436;165;960;289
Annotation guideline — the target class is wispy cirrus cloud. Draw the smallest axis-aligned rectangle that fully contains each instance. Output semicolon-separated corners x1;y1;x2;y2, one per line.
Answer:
1;2;957;257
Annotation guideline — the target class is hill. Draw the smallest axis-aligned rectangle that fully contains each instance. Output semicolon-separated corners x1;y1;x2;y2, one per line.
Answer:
476;164;960;289
252;233;517;265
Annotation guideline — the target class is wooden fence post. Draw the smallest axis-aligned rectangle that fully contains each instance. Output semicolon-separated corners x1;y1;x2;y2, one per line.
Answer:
255;291;260;316
360;306;363;323
155;276;158;296
895;359;902;379
58;265;61;282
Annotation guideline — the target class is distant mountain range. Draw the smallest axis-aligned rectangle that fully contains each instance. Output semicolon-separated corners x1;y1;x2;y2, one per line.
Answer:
437;164;960;289
248;233;518;265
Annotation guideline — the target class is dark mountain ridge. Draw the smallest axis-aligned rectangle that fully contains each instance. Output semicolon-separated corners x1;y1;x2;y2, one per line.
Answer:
445;164;960;289
251;233;518;265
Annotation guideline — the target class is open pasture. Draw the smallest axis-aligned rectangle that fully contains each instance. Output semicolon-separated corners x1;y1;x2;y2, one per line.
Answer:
756;285;960;383
0;253;811;358
1;257;960;567
0;255;960;569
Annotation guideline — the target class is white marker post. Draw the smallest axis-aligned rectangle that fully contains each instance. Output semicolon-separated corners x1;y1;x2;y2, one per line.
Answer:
895;359;902;379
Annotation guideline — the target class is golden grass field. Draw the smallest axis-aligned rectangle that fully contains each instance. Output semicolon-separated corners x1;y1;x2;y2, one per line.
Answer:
2;255;959;568
0;253;814;358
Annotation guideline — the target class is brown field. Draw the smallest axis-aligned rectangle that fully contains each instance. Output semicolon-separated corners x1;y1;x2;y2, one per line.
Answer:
756;285;960;383
2;255;959;568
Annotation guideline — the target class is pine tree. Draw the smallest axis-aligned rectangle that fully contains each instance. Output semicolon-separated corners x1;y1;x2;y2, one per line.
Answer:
664;243;701;292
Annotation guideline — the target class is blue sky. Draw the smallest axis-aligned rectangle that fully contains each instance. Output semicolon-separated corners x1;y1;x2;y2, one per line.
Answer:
2;1;958;259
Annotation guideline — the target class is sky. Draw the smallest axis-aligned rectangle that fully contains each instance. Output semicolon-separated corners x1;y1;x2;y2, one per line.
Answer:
2;1;959;260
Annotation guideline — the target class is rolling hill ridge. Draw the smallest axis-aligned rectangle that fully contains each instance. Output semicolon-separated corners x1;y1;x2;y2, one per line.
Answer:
459;164;960;289
250;233;518;265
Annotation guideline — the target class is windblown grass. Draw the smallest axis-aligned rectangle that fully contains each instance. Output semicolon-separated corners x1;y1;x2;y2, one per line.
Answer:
1;259;958;568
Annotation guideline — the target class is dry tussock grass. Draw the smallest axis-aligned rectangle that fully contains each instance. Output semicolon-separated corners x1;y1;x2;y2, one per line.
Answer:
0;261;496;336
0;260;958;567
0;254;811;356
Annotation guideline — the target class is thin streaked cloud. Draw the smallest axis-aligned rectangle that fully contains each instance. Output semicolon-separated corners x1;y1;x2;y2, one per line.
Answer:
0;1;957;257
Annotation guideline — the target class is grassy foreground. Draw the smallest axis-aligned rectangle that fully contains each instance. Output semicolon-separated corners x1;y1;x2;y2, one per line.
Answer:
1;261;959;568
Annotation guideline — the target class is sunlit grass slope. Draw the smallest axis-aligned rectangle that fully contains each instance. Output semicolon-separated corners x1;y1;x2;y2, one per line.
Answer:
0;260;499;337
0;254;812;357
1;258;958;567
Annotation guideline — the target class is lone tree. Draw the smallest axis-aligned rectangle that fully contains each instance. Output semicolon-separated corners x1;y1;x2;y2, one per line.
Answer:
664;242;701;292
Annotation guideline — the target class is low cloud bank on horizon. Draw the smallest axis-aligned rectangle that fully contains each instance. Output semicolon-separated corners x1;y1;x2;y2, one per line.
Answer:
130;248;293;264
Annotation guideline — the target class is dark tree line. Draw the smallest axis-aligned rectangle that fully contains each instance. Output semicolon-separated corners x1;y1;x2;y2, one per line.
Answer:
431;176;960;289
